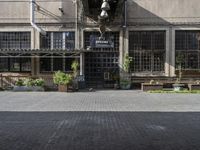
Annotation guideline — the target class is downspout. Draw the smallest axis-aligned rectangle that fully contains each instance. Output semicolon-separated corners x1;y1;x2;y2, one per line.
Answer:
123;0;127;28
30;0;46;35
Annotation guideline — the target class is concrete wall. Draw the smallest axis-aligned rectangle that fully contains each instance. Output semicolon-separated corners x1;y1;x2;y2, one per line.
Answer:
127;0;200;24
1;0;200;24
0;0;75;24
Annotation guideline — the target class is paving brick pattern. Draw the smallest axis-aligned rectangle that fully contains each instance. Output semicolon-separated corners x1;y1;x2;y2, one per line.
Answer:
0;91;200;150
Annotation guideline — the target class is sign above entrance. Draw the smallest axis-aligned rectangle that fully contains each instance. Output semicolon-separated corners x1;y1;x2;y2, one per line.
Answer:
89;35;114;48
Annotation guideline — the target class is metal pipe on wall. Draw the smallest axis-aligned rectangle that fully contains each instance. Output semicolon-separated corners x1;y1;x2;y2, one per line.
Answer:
30;0;46;35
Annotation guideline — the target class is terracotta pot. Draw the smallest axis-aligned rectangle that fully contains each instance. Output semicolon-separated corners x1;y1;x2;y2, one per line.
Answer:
58;85;68;92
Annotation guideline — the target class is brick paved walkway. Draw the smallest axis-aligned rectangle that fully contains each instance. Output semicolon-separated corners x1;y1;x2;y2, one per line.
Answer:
0;91;200;150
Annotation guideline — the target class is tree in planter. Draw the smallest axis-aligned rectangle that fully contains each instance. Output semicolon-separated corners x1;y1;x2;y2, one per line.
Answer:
53;71;73;92
120;53;133;89
71;60;80;91
173;53;185;91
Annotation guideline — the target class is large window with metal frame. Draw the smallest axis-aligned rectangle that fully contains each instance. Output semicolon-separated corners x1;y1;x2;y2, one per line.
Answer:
129;31;166;74
0;32;31;49
40;54;77;72
40;32;75;50
0;56;31;72
175;31;200;70
0;32;31;72
39;32;76;72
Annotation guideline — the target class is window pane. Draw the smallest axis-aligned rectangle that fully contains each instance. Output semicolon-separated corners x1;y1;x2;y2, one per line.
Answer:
53;32;63;49
175;31;200;70
40;58;51;72
65;58;75;71
0;57;8;71
40;33;51;49
0;32;30;49
65;32;75;50
129;31;166;73
10;58;20;71
21;58;31;71
53;56;63;71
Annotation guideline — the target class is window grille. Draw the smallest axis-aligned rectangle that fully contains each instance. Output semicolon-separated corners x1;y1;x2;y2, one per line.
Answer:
175;31;200;70
40;54;77;72
0;56;31;72
40;32;75;50
0;32;31;49
129;31;166;74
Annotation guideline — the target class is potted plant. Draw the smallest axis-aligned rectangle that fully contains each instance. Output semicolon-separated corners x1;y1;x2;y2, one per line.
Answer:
13;78;45;91
188;80;200;91
71;60;80;91
53;71;73;92
141;80;163;91
173;54;185;91
120;53;133;89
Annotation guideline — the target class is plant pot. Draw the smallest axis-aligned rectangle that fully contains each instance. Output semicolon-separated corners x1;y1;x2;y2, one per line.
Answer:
172;83;185;91
13;86;44;92
120;83;131;90
188;84;200;91
141;83;163;91
58;85;69;92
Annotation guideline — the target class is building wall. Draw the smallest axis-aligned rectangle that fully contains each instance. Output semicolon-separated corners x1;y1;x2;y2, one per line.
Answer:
0;0;75;24
0;0;200;82
127;0;200;24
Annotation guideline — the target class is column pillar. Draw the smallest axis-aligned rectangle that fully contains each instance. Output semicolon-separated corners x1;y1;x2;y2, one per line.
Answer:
170;28;176;77
165;28;170;76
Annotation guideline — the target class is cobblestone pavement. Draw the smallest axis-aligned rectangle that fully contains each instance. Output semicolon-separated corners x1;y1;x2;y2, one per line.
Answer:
0;91;200;150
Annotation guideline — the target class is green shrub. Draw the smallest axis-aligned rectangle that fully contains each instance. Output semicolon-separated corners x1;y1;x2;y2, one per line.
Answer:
15;78;45;87
15;79;25;86
34;78;45;86
53;71;73;85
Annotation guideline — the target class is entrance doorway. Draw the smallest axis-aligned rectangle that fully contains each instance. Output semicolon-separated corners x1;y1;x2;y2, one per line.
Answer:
84;32;119;88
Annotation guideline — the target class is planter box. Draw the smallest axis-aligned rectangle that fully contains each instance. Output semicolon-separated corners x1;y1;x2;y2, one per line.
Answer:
58;85;73;92
141;83;163;91
120;83;131;90
172;83;185;91
13;86;44;92
188;84;200;91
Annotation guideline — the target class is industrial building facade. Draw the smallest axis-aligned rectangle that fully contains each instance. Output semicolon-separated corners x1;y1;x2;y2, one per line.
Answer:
0;0;200;88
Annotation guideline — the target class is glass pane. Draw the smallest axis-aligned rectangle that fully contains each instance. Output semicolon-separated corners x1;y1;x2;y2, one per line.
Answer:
21;58;31;71
0;32;30;49
10;58;20;71
40;58;51;72
0;57;8;71
53;57;63;71
53;32;63;49
65;58;74;71
65;32;75;50
40;33;51;49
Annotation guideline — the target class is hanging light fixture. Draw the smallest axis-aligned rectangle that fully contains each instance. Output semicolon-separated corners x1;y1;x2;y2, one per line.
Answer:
100;10;108;19
101;0;110;11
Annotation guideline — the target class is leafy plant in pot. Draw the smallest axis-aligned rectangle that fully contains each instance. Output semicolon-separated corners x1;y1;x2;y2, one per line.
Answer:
71;60;80;91
53;71;73;92
120;53;133;89
173;54;185;91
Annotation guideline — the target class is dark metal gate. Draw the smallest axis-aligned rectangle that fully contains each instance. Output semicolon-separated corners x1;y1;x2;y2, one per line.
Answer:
84;32;119;88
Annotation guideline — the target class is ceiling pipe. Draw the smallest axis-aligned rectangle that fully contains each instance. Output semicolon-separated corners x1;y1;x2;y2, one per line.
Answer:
30;0;46;35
